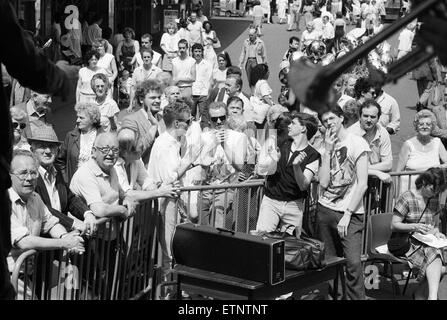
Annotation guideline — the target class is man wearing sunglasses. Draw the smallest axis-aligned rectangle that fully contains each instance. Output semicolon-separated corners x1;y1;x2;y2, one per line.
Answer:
148;100;202;292
198;102;248;228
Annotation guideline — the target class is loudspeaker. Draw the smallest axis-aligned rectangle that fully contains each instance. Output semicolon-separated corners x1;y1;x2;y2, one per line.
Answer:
172;223;285;285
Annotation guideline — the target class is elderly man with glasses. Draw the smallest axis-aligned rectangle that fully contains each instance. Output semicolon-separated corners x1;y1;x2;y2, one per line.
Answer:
8;149;85;277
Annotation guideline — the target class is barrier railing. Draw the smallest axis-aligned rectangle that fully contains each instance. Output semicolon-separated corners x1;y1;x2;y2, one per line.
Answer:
11;171;438;300
10;199;159;300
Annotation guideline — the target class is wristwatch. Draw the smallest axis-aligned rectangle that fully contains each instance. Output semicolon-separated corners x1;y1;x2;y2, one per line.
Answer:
345;209;354;216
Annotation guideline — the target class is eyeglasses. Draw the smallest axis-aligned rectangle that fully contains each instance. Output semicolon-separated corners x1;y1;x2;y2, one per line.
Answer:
12;122;26;130
95;146;119;155
211;115;227;123
11;170;39;180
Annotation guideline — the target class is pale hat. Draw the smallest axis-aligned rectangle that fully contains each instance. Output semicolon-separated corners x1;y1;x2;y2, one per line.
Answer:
28;123;62;145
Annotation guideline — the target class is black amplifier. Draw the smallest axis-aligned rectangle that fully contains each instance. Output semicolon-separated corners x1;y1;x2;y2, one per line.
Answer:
172;223;285;285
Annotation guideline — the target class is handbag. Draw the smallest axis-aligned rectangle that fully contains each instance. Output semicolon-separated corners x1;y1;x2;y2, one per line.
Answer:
262;226;326;271
387;197;432;257
213;37;221;49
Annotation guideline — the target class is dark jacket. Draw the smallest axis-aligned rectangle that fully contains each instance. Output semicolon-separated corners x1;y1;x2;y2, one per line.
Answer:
0;0;69;299
34;167;89;231
55;128;81;185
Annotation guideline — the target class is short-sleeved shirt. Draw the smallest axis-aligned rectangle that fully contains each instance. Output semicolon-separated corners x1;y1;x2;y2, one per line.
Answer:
95;97;120;119
8;188;60;271
192;59;213;96
132;65;163;88
70;159;123;207
70;159;123;239
347;121;392;166
265;141;320;202
319;133;370;213
172;56;196;88
394;190;440;226
147;131;184;185
187;21;203;45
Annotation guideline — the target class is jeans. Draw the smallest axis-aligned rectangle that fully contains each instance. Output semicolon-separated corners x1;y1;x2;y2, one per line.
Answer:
256;196;304;236
192;95;210;124
198;188;235;228
245;58;258;88
158;198;180;277
316;204;365;300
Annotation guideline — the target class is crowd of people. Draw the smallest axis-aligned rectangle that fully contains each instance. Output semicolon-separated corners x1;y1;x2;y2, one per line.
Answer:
4;0;447;300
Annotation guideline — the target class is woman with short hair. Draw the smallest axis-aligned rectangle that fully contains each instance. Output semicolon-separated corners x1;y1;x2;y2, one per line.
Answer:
160;22;180;72
116;27;140;73
397;110;447;194
76;50;107;103
56;102;102;184
389;167;447;300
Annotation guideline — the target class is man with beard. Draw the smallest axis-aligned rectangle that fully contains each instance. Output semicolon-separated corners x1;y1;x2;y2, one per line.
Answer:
121;80;163;166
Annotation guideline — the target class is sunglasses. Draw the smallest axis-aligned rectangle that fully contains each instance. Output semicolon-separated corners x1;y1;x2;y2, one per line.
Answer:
211;115;227;123
12;122;26;129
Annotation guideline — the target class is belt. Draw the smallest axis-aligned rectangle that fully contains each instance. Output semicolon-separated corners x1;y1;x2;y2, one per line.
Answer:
247;57;257;59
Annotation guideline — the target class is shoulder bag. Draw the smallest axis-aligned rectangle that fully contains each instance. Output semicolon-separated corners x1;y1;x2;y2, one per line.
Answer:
387;197;432;257
262;226;326;271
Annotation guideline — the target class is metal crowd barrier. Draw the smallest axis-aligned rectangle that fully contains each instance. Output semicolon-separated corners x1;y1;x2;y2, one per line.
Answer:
11;199;159;300
11;171;435;300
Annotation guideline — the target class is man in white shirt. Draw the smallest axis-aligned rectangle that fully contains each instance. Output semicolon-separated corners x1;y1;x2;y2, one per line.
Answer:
397;22;416;59
347;100;393;183
321;14;335;52
147;100;201;282
133;34;162;68
375;85;400;135
197;102;247;228
172;39;197;100
191;43;213;125
8;150;85;274
187;12;203;46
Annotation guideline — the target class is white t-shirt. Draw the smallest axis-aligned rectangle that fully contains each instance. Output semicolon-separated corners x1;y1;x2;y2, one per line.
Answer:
192;59;213;96
97;53;116;79
398;28;414;52
187;21;203;45
172;56;196;87
318;133;370;213
160;32;180;53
